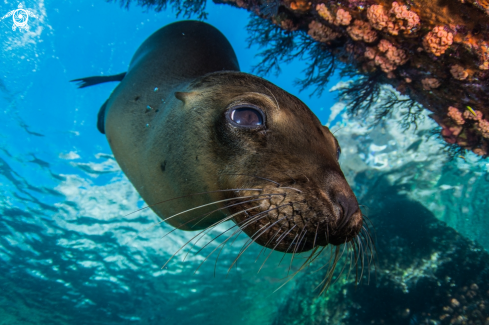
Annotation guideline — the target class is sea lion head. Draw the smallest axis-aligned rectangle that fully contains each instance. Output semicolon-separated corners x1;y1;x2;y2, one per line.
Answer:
170;71;363;253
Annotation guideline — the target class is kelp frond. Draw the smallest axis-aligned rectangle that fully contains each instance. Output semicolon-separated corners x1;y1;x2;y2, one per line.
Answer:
294;40;336;98
337;72;425;131
247;16;337;95
337;72;382;118
247;16;300;77
107;0;208;19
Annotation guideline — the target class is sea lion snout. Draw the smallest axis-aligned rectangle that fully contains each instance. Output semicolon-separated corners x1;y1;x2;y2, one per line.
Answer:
320;172;363;245
227;170;363;253
329;192;363;246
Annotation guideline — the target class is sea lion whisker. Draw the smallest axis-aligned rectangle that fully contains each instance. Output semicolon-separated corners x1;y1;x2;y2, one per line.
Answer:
356;238;365;285
351;240;359;284
279;171;297;185
331;125;346;135
323;244;348;289
330;243;350;286
294;245;320;273
355;237;366;284
162;206;261;270
288;228;307;276
361;225;377;267
255;226;283;263
277;186;303;193
264;87;280;111
194;226;242;275
278;232;300;267
360;236;370;285
312;223;319;249
310;245;335;274
360;211;376;241
182;204;266;262
313;248;336;292
358;229;374;283
360;230;374;271
318;246;342;294
194;202;298;274
160;197;276;241
306;245;327;266
224;205;288;252
228;204;301;273
360;228;376;282
214;229;243;276
353;236;363;276
229;222;272;273
186;204;270;261
190;196;281;229
346;242;357;283
270;232;303;294
361;213;375;231
136;194;275;245
123;188;263;218
197;214;270;275
258;225;297;273
156;194;283;229
337;206;354;231
273;246;320;293
362;220;377;255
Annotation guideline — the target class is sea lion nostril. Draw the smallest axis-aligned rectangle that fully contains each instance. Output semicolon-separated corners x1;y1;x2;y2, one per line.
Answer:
336;194;360;228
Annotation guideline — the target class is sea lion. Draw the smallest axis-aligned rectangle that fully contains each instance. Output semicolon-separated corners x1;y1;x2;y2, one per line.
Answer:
72;20;365;254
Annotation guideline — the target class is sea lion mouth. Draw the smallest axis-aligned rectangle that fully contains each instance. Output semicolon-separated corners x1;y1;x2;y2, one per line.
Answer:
157;174;375;293
227;182;365;254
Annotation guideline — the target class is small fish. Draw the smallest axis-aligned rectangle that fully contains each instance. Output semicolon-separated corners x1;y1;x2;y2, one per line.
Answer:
459;155;466;161
466;106;477;117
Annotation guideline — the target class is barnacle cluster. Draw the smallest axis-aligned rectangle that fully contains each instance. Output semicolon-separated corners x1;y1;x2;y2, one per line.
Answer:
334;8;351;26
423;26;454;56
308;20;339;42
442;106;489;155
346;20;378;43
367;2;420;36
365;39;408;74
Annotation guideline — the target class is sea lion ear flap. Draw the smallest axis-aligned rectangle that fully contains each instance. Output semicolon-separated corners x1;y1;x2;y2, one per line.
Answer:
174;91;197;104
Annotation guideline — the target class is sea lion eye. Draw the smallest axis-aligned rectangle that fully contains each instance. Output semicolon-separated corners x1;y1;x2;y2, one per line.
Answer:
336;146;341;160
227;105;265;127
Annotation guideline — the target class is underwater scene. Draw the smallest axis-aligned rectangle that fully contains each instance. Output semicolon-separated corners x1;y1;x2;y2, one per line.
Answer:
1;0;489;324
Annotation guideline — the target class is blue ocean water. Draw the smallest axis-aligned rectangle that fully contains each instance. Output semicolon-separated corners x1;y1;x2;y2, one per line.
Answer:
1;1;489;324
0;1;340;324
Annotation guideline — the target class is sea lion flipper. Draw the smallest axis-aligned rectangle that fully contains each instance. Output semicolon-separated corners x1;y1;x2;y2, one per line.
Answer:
70;72;126;89
97;99;108;134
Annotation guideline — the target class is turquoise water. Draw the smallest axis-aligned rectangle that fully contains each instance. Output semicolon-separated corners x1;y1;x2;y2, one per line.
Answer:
1;1;488;324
